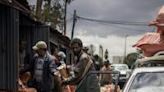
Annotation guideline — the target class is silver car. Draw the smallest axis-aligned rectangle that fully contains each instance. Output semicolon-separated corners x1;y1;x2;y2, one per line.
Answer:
111;64;131;82
123;67;164;92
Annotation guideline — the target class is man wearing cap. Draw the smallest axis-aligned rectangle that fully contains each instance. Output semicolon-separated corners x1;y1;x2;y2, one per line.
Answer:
62;38;100;92
22;41;58;92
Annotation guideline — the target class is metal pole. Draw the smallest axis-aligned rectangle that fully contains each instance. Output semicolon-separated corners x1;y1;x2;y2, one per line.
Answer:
63;0;67;35
71;10;77;40
124;34;128;60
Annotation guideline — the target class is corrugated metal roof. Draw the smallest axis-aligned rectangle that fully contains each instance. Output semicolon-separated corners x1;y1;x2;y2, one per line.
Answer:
133;32;160;47
0;0;31;14
133;32;164;57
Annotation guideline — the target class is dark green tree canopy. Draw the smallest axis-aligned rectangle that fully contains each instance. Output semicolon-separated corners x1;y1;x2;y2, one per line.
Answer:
33;0;74;30
124;52;139;68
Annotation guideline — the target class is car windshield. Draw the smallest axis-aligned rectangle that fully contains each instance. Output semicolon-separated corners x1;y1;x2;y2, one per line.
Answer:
112;65;128;71
129;72;164;92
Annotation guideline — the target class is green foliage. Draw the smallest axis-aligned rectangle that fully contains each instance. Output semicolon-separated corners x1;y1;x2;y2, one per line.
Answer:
34;0;74;30
104;49;108;59
124;52;139;68
88;44;96;56
41;0;64;29
93;54;103;67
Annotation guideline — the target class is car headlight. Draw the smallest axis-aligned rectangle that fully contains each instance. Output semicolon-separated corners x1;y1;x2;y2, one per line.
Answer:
112;74;118;79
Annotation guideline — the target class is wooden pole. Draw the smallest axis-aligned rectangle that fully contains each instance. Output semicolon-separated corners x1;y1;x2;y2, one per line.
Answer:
63;0;67;35
71;10;77;40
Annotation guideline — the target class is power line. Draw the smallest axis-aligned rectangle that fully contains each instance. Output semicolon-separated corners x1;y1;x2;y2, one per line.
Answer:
74;16;155;34
75;16;152;32
76;16;149;26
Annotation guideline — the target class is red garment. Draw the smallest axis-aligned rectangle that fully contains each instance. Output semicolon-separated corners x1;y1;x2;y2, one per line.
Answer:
63;85;75;92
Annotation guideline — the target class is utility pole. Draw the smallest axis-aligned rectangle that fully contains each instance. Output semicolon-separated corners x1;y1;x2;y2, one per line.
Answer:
70;10;77;67
124;34;128;62
36;0;43;21
99;45;103;62
63;0;67;35
71;10;77;40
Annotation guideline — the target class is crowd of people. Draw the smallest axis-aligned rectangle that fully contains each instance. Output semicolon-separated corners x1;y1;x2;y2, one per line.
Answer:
18;38;114;92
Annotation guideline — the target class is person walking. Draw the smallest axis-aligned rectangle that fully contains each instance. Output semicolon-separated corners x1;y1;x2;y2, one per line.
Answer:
100;61;112;86
62;38;100;92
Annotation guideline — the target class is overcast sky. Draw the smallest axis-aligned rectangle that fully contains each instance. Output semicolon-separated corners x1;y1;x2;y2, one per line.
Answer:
28;0;164;59
66;0;164;58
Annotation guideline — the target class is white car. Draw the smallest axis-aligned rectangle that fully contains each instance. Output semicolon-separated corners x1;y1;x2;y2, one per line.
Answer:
123;67;164;92
111;64;131;89
111;64;131;82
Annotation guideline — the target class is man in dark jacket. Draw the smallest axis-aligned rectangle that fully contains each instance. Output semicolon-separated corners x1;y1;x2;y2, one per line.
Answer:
62;38;100;92
21;41;58;92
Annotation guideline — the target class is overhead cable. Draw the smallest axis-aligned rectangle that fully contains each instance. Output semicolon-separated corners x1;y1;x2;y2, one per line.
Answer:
76;16;149;26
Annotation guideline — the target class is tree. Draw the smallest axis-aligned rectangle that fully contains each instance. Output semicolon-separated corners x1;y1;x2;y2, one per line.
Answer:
93;54;103;70
36;0;43;20
88;44;96;56
104;49;108;60
34;0;74;30
99;45;103;61
42;0;64;29
124;52;139;68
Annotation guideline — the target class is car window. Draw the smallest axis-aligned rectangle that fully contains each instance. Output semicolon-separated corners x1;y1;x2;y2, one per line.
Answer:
129;72;164;92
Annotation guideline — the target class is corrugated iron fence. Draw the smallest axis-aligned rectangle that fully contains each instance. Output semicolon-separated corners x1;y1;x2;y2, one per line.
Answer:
0;3;70;91
32;25;50;49
0;5;19;91
19;24;50;56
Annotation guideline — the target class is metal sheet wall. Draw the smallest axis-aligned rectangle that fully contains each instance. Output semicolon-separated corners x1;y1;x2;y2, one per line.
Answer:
19;25;33;56
19;16;52;56
32;25;50;50
0;5;19;91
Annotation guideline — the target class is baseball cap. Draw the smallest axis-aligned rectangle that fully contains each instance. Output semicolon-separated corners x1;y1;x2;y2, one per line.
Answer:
32;41;47;50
